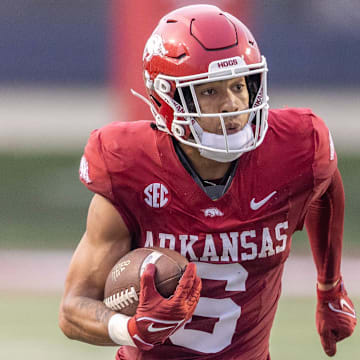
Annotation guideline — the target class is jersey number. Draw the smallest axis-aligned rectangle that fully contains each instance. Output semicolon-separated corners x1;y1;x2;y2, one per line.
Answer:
170;262;248;353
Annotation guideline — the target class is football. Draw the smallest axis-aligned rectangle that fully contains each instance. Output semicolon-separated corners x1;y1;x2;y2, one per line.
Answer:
103;247;188;316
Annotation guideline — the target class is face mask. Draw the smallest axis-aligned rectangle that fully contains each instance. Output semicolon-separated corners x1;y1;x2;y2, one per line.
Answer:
194;122;255;163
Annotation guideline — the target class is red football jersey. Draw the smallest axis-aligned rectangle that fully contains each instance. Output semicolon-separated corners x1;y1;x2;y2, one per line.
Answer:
80;108;337;360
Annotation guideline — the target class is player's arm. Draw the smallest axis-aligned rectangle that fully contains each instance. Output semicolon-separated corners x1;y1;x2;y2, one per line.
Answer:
303;113;356;356
59;193;201;349
305;169;357;356
60;128;201;349
59;194;132;345
304;114;343;290
305;168;344;288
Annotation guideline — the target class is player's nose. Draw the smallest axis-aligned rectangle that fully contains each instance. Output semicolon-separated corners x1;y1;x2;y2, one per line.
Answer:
220;91;239;113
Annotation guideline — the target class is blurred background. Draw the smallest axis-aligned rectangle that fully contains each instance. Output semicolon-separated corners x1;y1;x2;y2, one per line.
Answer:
0;1;359;359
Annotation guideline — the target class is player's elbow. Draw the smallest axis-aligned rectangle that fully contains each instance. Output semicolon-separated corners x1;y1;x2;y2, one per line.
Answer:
58;299;76;340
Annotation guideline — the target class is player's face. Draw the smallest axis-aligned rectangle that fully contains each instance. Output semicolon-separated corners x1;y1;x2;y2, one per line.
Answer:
194;76;250;134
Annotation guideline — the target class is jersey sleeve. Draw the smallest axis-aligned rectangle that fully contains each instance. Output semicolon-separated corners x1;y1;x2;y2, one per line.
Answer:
79;127;140;235
304;114;343;284
310;112;337;195
295;111;338;231
79;129;115;202
305;169;344;284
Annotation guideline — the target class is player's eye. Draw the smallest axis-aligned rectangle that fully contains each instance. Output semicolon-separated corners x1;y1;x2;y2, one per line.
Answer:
233;83;245;92
201;88;217;96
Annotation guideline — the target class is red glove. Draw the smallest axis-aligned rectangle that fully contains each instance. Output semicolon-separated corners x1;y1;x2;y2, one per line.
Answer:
316;278;357;357
128;262;201;351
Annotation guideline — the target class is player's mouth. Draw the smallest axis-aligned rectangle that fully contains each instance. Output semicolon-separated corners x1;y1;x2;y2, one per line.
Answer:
224;122;242;135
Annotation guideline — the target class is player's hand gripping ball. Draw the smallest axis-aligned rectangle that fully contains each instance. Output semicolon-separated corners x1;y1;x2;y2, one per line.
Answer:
104;247;189;316
104;248;201;350
128;261;201;350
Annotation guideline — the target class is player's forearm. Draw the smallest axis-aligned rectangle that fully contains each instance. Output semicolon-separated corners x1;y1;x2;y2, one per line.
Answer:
59;295;117;346
305;168;344;284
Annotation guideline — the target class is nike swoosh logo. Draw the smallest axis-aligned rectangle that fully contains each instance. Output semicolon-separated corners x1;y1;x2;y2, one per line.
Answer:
328;298;357;319
250;191;277;210
137;316;185;333
147;323;177;332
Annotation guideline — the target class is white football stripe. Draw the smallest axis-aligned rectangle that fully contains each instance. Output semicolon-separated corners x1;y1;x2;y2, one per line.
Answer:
140;251;163;277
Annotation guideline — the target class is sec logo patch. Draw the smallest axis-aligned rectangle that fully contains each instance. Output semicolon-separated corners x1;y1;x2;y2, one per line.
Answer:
144;183;170;208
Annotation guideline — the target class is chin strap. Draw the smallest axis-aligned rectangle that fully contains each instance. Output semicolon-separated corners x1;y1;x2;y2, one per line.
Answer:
130;89;170;134
130;89;153;109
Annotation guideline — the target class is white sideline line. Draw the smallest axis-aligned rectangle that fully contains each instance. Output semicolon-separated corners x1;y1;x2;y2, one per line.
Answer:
0;250;359;295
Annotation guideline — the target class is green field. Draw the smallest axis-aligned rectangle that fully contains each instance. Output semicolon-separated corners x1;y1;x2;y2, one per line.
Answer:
0;152;92;249
0;152;359;252
270;297;360;359
1;293;358;359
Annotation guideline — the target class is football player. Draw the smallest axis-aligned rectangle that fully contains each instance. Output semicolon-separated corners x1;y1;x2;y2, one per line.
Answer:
59;4;357;360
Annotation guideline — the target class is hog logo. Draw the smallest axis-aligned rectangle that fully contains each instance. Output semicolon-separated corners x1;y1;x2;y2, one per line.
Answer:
79;156;92;184
202;207;224;217
143;34;168;61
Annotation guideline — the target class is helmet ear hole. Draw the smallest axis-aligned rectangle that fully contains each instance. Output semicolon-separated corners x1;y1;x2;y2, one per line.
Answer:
155;78;171;93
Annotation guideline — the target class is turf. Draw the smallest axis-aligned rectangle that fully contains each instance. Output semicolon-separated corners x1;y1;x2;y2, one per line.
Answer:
270;296;360;359
1;293;358;359
0;152;92;249
0;293;116;359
